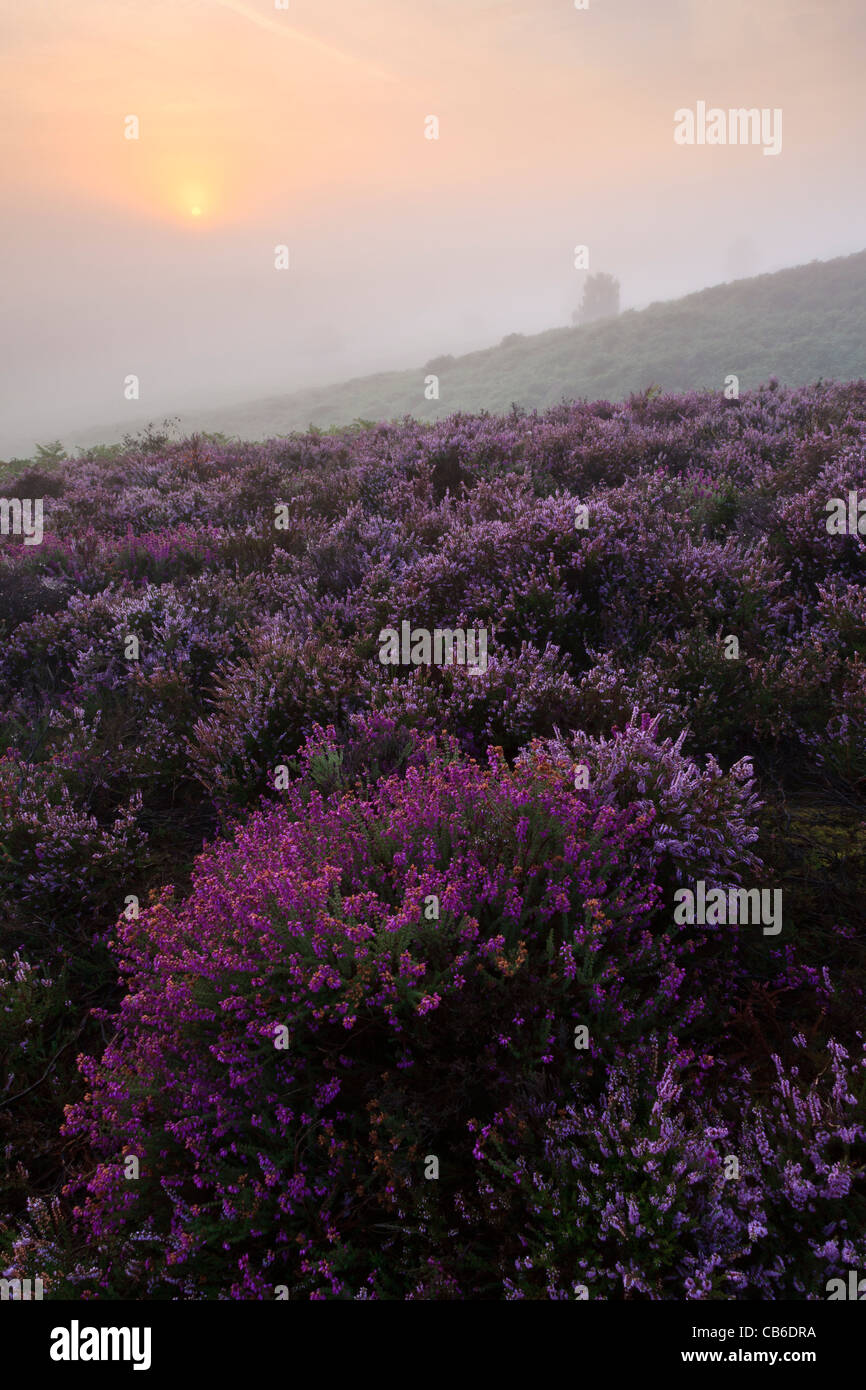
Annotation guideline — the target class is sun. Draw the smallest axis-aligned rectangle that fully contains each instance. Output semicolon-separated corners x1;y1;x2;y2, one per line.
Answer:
170;174;221;224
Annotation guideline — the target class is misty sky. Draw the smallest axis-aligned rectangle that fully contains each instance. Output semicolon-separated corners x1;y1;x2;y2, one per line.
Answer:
2;0;865;457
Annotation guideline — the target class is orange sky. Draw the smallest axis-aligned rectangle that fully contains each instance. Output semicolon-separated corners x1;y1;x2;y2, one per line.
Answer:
7;0;858;220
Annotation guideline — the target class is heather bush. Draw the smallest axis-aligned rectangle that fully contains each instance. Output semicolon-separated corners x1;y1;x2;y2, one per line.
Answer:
0;754;145;924
770;448;866;588
363;641;584;758
60;720;791;1299
187;619;361;810
0;950;73;1224
523;713;763;887
62;740;671;1297
0;951;64;1092
0;380;863;1300
468;1034;866;1300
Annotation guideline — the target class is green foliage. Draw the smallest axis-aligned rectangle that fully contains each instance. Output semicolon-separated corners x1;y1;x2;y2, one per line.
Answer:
34;441;66;463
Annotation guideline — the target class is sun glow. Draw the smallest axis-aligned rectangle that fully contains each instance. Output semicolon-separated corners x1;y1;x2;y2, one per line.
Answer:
172;176;216;224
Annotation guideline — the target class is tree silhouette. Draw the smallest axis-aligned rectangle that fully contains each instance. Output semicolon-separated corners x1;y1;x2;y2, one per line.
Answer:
573;272;621;326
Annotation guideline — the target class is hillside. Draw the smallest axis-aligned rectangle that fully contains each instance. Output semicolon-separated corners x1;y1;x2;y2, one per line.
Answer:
59;248;866;450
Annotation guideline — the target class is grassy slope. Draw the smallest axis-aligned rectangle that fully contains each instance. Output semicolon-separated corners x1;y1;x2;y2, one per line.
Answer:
7;249;866;463
169;248;866;439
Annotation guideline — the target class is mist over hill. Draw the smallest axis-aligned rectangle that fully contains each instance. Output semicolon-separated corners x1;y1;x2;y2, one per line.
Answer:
54;248;866;453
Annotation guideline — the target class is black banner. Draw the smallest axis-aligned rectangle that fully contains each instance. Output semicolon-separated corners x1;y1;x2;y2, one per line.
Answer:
3;1298;858;1377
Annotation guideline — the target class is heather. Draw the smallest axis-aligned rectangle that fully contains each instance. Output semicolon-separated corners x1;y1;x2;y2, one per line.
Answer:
1;379;865;1298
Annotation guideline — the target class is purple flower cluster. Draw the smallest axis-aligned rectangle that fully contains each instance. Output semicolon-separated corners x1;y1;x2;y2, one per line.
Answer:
61;731;770;1297
0;380;864;1298
485;1034;866;1300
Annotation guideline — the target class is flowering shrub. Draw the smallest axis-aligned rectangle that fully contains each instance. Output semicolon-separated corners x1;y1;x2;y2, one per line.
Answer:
472;1035;866;1300
523;713;764;886
0;951;71;1221
59;740;665;1296
0;952;61;1087
60;723;788;1299
0;754;145;922
187;620;361;810
362;641;585;758
0;381;864;1299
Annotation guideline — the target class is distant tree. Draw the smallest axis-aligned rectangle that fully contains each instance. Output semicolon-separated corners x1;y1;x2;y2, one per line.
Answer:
120;418;181;455
572;272;621;326
75;442;124;463
424;354;456;373
34;440;66;463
